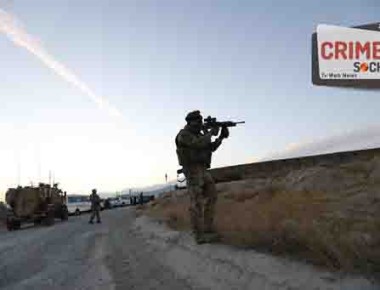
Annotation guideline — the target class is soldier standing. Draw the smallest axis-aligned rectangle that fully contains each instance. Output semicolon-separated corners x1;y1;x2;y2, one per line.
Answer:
175;110;229;244
89;189;101;224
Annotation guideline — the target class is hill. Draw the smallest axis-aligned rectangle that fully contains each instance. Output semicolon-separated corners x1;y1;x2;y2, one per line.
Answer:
143;148;380;276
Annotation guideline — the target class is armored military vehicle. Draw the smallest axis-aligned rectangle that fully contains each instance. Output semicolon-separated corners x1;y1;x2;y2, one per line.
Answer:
5;183;68;230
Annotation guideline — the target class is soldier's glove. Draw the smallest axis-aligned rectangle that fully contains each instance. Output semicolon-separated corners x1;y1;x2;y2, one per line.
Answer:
220;126;229;139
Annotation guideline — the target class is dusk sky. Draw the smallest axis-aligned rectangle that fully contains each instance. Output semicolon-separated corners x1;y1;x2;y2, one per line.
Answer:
0;0;379;199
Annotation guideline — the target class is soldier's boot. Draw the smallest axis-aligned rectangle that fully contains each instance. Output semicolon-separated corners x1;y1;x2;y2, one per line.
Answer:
202;222;220;243
194;231;220;244
194;232;206;244
191;218;204;244
200;232;221;243
191;218;205;244
203;216;219;243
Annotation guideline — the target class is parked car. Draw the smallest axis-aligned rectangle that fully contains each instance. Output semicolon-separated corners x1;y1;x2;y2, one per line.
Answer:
108;197;123;208
66;195;91;215
103;198;111;209
120;195;131;206
99;199;105;210
130;194;155;205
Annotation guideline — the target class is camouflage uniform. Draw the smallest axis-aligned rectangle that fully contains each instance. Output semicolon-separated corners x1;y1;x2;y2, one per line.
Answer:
184;165;217;235
89;190;101;224
176;111;226;243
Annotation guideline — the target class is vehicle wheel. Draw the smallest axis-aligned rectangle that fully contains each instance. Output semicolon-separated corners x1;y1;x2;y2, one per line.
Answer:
61;206;69;221
75;209;81;216
13;220;21;230
43;211;55;226
6;218;14;231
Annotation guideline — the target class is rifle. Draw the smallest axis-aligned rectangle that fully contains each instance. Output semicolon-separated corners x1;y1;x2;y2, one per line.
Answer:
203;116;245;136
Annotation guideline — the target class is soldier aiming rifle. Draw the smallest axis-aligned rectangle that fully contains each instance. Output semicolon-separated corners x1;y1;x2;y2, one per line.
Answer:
175;110;244;244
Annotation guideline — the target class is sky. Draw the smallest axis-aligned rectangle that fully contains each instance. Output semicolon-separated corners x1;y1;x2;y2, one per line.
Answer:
0;0;379;199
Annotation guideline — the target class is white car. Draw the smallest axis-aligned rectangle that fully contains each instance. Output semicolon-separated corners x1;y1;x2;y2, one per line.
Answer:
120;195;131;206
108;197;123;208
66;195;91;215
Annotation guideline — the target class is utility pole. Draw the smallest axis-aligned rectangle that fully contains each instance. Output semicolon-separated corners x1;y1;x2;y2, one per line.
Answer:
36;144;41;183
17;160;21;186
38;160;41;183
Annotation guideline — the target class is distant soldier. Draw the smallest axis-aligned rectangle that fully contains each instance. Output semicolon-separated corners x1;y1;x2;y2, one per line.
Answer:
175;110;229;244
139;192;143;205
89;189;101;224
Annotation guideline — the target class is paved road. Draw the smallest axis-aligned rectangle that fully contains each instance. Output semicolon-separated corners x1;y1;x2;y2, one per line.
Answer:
0;207;191;290
0;207;378;290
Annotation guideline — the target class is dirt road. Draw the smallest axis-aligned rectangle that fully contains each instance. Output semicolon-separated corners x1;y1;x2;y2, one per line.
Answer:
0;207;377;290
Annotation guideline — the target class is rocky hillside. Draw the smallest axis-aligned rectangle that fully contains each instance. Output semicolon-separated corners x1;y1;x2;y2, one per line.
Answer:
217;154;380;222
145;151;380;276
